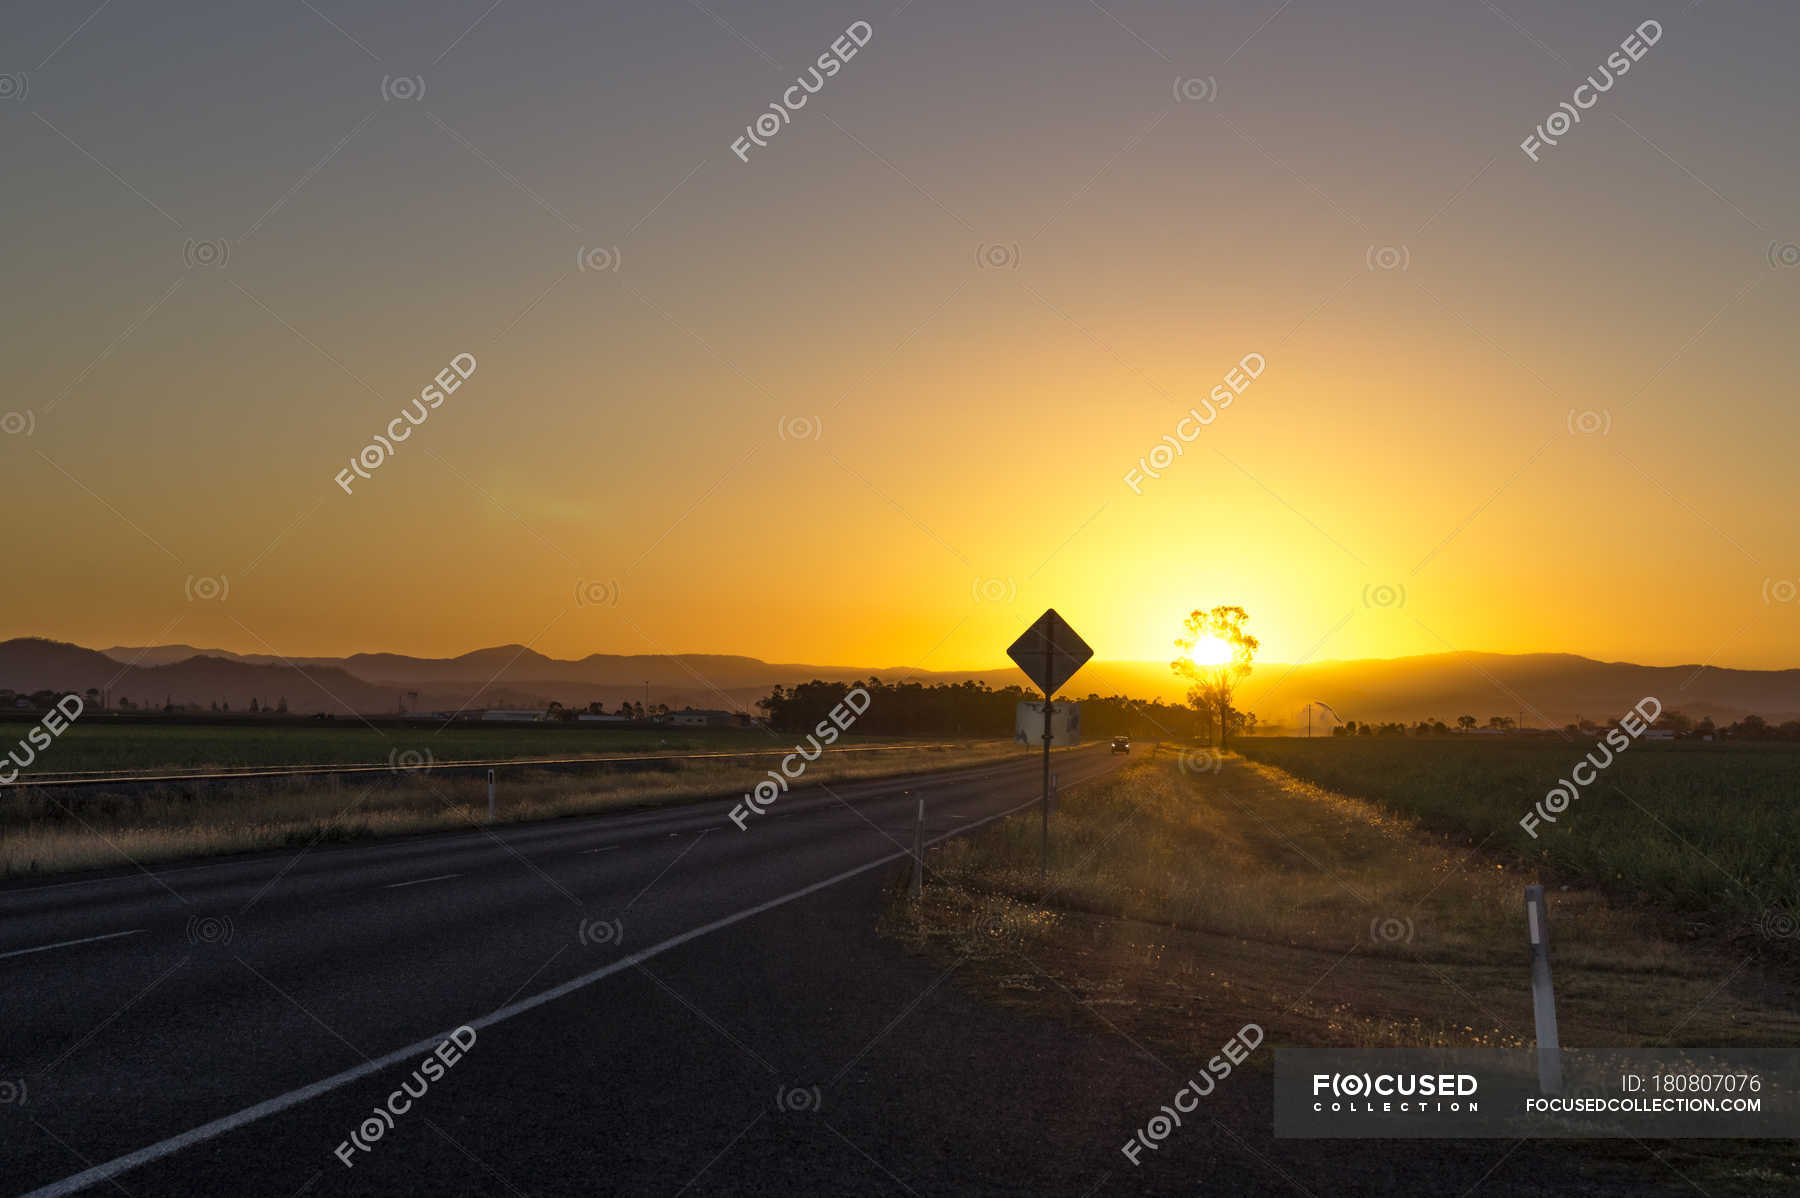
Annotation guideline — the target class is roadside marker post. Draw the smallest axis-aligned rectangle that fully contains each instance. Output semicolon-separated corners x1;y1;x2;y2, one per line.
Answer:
909;795;924;902
1524;884;1563;1094
1006;609;1093;885
487;769;495;823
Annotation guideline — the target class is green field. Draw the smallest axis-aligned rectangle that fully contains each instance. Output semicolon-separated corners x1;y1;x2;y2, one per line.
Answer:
1232;737;1800;935
0;719;916;775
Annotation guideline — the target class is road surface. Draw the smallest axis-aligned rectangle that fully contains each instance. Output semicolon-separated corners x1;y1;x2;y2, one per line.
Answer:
2;745;1681;1196
3;744;1125;1196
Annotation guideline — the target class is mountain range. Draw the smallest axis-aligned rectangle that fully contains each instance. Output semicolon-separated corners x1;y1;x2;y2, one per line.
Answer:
0;638;1794;729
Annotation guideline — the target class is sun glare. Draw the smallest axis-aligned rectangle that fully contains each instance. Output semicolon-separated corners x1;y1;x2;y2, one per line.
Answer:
1182;635;1234;667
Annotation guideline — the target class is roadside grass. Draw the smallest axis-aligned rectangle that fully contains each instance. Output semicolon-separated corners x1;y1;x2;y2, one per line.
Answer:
1234;737;1800;939
883;754;1800;1196
0;741;1027;879
0;720;926;775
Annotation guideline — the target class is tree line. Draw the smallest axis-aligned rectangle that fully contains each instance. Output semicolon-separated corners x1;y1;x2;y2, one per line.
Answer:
1330;710;1800;739
755;678;1206;740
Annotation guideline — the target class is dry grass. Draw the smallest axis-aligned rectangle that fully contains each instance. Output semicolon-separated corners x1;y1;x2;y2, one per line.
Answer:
884;753;1800;1194
889;753;1800;1051
882;751;1800;1187
0;741;1027;878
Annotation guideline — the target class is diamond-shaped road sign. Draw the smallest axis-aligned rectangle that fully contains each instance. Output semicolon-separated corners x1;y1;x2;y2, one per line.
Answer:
1007;608;1093;698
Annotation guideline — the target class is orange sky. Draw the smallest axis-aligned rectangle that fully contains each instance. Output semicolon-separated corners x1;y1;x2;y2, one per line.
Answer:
6;1;1798;672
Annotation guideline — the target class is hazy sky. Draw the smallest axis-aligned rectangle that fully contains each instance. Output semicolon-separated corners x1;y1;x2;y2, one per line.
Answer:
4;0;1797;671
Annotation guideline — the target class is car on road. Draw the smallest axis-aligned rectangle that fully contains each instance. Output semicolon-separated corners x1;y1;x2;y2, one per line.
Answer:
1110;736;1130;754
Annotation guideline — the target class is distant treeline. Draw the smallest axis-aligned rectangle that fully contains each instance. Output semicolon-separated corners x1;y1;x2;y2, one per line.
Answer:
1332;711;1800;740
756;678;1204;739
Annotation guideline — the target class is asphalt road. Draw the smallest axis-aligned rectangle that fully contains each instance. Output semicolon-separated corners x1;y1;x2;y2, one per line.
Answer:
3;744;1128;1197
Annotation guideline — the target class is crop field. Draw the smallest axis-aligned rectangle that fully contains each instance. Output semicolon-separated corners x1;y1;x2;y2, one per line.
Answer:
0;719;922;776
1232;737;1800;935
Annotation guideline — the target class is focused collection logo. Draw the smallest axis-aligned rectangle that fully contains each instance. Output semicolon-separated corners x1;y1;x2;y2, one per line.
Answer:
1311;1071;1479;1113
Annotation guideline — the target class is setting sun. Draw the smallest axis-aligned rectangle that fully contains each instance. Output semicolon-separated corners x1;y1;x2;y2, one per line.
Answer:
1178;635;1236;668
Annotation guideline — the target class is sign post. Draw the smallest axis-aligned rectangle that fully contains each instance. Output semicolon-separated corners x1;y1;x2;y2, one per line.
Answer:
1007;609;1093;884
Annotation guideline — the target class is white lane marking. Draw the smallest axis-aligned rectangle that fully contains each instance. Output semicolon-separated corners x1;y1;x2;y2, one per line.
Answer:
0;928;147;962
579;845;620;855
17;784;1061;1198
380;873;462;890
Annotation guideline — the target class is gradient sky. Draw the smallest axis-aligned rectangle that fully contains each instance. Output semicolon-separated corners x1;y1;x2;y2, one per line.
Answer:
4;0;1798;672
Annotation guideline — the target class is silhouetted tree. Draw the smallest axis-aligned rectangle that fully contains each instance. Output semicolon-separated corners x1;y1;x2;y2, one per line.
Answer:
1171;605;1259;751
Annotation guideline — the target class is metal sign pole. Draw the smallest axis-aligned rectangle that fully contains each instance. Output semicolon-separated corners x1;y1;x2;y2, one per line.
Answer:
487;768;496;822
1004;608;1092;890
1041;691;1051;883
1043;622;1056;883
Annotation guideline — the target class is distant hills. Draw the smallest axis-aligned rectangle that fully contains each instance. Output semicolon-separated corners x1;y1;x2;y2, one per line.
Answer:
0;638;1793;728
1232;653;1800;730
1;638;398;714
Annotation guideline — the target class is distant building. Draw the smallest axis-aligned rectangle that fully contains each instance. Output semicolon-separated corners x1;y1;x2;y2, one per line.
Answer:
577;714;631;724
479;710;543;722
667;708;740;727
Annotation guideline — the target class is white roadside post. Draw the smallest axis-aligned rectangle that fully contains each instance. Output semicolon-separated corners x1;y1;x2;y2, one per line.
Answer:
1525;884;1563;1094
487;768;496;823
909;794;924;902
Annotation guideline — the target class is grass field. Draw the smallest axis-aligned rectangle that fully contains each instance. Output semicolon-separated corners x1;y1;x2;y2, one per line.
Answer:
0;719;913;775
1232;737;1800;937
0;740;1031;878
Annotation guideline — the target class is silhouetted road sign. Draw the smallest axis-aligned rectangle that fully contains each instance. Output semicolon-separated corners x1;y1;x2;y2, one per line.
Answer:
1007;609;1093;698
